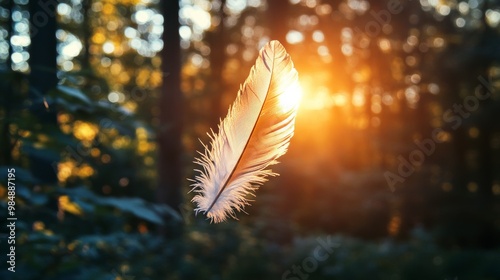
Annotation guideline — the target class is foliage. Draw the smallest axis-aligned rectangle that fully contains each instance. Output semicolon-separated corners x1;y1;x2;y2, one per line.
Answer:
280;230;500;280
0;68;178;279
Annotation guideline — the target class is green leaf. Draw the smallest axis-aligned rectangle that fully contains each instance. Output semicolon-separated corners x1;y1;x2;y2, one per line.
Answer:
17;185;48;205
56;85;92;105
22;145;60;163
60;187;181;224
96;197;165;224
52;96;93;113
95;100;133;117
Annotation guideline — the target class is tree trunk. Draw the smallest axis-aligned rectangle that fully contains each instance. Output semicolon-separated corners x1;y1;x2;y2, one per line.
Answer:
267;0;288;45
6;0;13;70
28;0;59;183
157;0;184;226
81;0;92;71
1;0;14;165
206;0;226;126
29;0;58;95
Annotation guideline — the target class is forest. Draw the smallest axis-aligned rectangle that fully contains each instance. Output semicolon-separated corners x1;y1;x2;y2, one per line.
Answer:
0;0;500;279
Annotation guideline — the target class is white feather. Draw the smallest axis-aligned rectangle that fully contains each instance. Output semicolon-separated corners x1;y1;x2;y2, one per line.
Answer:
190;40;300;223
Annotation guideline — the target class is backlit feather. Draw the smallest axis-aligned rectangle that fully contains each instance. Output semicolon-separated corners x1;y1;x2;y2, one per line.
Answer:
190;40;300;223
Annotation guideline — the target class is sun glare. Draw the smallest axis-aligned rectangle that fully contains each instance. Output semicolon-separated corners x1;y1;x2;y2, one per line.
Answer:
279;82;303;113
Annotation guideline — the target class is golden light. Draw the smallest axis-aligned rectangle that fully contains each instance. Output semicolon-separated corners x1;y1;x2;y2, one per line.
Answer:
278;82;303;113
76;164;95;178
58;195;83;216
58;160;76;182
332;93;348;107
32;221;45;231
352;91;365;107
387;213;401;236
302;89;331;110
298;83;348;111
73;121;98;142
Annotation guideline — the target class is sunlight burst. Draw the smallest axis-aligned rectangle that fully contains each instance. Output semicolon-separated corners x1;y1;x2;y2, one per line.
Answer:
279;82;303;113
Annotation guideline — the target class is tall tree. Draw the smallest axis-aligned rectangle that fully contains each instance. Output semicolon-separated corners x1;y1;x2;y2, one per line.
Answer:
267;0;288;44
206;0;226;125
6;0;13;71
158;0;183;221
1;0;15;166
29;0;57;96
28;0;59;183
81;0;92;71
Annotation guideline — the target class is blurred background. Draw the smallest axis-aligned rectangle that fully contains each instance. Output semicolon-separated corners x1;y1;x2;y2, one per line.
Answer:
1;0;500;279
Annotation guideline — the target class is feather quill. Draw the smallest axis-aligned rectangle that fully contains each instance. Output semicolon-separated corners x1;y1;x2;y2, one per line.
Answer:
190;40;300;223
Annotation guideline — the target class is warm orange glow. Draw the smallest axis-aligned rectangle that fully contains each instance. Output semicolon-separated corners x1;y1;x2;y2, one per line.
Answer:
279;82;302;113
73;121;98;142
58;160;76;182
58;195;83;216
388;214;401;236
298;85;347;111
32;221;45;231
